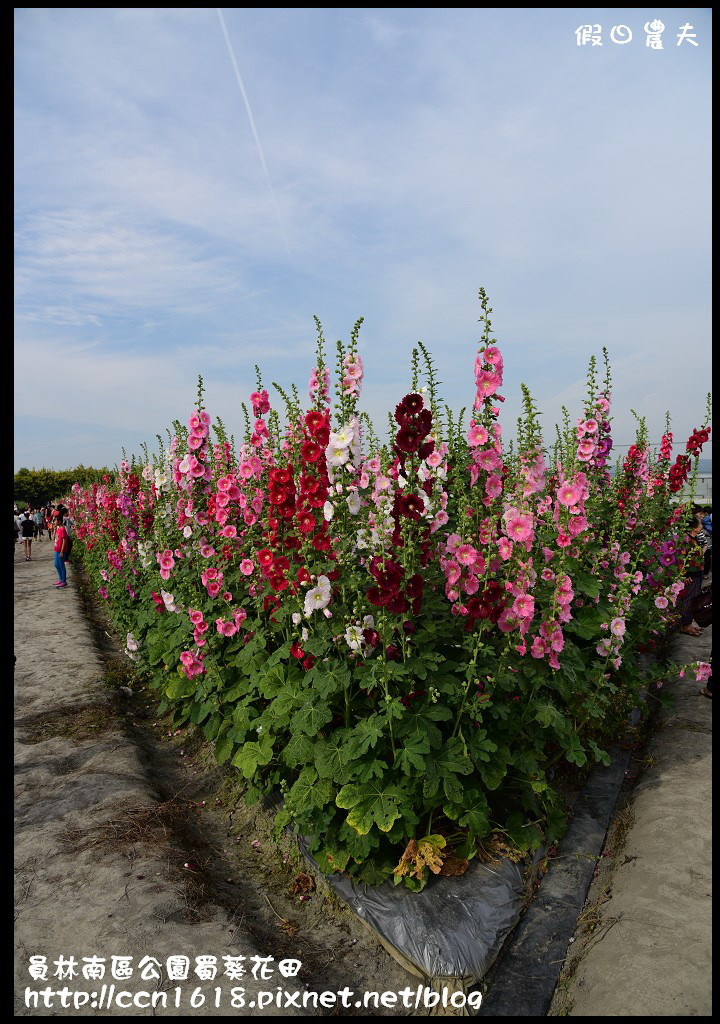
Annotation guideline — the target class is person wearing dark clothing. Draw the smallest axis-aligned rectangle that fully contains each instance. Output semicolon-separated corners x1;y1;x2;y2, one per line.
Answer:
678;514;705;636
20;512;35;561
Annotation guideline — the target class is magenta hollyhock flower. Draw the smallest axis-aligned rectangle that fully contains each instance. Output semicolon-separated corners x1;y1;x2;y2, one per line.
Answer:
485;474;503;499
530;636;548;658
513;594;535;618
475;370;502;398
557;482;582;507
456;544;476;566
445;561;461;585
467;424;489;447
496;608;519;633
504;512;534;544
188;609;204;625
206;582;221;598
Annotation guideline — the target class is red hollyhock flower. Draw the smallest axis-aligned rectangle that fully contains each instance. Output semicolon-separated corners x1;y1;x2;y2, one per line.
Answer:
296;567;311;584
302;655;316;671
290;642;305;659
301;440;323;463
297;511;316;534
395;426;421;454
258;548;274;568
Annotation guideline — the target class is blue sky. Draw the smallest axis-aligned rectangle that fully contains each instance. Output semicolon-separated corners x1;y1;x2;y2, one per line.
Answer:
14;8;711;472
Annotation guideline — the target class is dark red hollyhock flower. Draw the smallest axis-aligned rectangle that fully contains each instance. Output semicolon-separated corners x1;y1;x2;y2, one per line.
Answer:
312;533;331;551
387;593;410;615
362;628;379;648
151;592;165;614
417;409;432;436
326;568;341;582
402;620;416;635
367;586;392;607
397;494;424;520
395;426;421;454
274;554;290;572
258;548;274;568
301;440;323;463
284;535;301;550
302;655;316;671
263;595;281;614
385;644;400;661
401;393;424;415
296;566;311;585
290;642;305;659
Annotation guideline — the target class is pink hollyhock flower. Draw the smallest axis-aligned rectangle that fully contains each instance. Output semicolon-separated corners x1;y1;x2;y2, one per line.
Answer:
556;533;571;547
557;482;581;508
516;642;527;655
543;547;555;563
541;568;555;582
159;568;171;581
485;474;503;499
483;345;503;369
456;544;476;566
233;608;248;625
447;588;460;603
513;594;535;618
530;636;548;659
221;525;237;538
498;536;513;561
463;575;480;595
475;370;502;398
467;424;489;447
475;448;501;472
445;561;461;585
200;544;215;558
654;596;669;609
188;609;204;625
497;608;519;633
216;619;238;637
694;662;712;682
504;511;534;543
568;515;588;537
610;617;626;637
577;441;596;461
207;582;221;598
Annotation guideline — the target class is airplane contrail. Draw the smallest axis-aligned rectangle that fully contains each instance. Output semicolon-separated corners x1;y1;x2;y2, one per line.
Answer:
216;8;292;258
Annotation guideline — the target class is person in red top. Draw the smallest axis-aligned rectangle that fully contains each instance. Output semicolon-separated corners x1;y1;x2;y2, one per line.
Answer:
53;512;69;588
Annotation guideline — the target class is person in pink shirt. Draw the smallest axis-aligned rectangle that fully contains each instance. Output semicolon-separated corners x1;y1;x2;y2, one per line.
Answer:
53;512;69;588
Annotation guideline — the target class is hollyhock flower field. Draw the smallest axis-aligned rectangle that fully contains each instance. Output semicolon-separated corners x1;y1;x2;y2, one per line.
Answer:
67;290;711;890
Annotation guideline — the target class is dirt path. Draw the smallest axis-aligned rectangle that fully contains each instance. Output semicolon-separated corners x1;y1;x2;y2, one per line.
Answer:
13;542;420;1017
549;619;712;1015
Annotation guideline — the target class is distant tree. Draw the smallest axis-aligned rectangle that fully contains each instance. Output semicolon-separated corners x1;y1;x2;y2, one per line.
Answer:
14;466;111;506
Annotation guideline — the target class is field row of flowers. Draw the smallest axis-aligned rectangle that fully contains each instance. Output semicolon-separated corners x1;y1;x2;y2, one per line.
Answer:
67;291;711;890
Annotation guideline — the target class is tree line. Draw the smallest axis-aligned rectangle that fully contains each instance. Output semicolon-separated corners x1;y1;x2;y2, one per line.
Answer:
14;466;111;508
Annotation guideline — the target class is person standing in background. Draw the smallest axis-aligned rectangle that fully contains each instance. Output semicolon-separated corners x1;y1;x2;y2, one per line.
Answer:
20;511;35;560
52;511;69;588
701;505;712;578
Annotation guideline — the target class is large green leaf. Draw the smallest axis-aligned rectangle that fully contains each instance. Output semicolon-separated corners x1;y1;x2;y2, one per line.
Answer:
335;781;406;835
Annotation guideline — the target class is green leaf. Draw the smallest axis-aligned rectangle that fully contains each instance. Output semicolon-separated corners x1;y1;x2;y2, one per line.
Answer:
231;736;274;779
314;733;351;782
345;715;385;758
336;781;406;835
479;745;511;790
215;736;234;766
293;698;333;737
458;789;491;840
395;735;431;775
281;733;315;768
